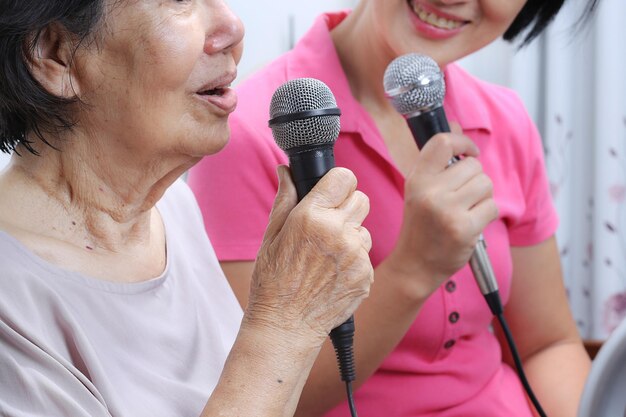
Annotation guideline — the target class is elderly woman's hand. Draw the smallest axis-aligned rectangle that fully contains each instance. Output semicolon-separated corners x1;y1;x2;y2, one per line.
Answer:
243;165;373;345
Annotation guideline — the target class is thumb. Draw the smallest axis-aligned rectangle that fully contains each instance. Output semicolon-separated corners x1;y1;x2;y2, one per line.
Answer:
302;167;358;210
262;165;298;243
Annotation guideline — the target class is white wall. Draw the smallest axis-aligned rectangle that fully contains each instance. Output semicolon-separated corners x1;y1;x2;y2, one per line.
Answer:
0;153;10;171
457;39;517;88
228;0;358;84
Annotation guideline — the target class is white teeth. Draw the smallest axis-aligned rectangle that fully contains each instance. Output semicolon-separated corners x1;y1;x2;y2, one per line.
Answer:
412;2;463;30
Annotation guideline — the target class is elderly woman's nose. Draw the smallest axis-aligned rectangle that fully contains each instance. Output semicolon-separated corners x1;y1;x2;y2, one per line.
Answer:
204;0;245;55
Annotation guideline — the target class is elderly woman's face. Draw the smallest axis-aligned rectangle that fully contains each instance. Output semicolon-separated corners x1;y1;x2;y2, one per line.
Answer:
76;0;244;158
370;0;526;66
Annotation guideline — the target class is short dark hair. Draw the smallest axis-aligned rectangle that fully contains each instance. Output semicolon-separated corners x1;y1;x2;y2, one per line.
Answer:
0;0;105;155
505;0;600;46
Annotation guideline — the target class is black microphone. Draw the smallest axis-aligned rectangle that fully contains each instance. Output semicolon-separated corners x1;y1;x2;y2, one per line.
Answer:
268;77;356;383
383;53;503;316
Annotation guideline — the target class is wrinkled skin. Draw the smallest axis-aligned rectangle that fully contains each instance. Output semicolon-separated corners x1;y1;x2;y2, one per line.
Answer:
245;166;373;343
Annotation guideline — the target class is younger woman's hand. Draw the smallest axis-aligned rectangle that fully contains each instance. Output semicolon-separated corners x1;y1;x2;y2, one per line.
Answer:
388;126;498;298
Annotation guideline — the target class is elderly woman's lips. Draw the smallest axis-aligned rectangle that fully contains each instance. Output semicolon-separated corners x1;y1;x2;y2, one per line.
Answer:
196;87;238;114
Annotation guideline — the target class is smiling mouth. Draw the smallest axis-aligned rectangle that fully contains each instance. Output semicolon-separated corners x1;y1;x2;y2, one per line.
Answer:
410;1;467;30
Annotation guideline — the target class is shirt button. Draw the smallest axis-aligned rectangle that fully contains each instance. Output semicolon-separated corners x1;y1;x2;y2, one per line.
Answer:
449;312;460;324
444;339;456;349
445;281;457;293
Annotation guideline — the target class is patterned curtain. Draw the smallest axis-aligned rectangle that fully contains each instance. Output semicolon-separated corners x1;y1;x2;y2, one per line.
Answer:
511;0;626;340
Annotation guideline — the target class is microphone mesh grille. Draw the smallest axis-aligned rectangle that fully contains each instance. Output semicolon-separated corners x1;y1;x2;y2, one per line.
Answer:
269;78;340;151
383;53;445;115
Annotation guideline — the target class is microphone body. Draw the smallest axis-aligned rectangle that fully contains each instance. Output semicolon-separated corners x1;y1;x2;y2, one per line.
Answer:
285;144;336;201
406;107;450;150
268;78;356;382
384;54;502;315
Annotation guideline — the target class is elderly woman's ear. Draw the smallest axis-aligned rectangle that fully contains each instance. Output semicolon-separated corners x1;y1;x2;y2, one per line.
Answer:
28;23;82;99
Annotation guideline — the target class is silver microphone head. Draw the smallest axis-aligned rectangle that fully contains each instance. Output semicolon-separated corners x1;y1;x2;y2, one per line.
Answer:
383;53;445;116
268;78;341;152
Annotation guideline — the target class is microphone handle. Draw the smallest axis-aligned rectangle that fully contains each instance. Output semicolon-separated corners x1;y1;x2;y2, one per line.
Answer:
406;107;502;315
287;144;356;381
287;144;336;201
406;107;451;150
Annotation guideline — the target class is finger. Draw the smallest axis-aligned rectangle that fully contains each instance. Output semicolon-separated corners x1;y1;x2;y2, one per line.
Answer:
468;198;499;233
262;165;298;242
338;190;370;226
303;167;358;209
418;133;480;174
450;173;494;210
358;226;373;252
440;156;484;191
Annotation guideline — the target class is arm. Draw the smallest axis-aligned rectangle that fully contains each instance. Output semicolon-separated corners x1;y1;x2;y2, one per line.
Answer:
201;321;323;417
495;236;591;417
222;131;499;417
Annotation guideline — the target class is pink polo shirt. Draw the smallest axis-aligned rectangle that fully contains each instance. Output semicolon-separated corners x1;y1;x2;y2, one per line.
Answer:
188;11;558;417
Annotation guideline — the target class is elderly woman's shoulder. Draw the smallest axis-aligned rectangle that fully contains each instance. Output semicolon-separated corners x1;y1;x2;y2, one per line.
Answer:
0;231;66;324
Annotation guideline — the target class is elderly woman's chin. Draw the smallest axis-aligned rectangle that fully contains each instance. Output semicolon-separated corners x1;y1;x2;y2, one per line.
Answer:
183;122;232;158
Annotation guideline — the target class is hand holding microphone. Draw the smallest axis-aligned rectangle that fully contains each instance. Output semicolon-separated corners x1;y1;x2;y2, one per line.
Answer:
248;79;372;392
384;54;501;314
383;53;548;416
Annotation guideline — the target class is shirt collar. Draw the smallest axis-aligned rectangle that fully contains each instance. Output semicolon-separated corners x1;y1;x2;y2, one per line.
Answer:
442;64;493;133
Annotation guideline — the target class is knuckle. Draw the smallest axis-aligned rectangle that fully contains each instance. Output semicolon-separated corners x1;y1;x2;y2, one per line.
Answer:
478;173;494;193
345;234;362;254
355;190;370;211
361;228;373;251
489;200;499;219
291;205;315;229
412;189;440;213
444;215;470;243
436;133;454;149
464;156;483;173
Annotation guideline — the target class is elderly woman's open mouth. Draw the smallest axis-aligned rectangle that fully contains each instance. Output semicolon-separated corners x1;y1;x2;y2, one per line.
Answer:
196;72;238;113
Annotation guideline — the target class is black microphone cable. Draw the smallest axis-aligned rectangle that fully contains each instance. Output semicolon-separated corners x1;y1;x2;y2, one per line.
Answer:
268;78;358;417
384;53;548;417
496;310;548;417
330;316;358;417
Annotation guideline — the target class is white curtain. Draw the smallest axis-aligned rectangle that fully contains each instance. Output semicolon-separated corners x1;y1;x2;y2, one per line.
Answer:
462;0;626;340
533;0;626;340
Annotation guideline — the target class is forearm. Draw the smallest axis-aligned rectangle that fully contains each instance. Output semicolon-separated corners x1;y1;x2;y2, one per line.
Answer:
202;322;322;417
518;339;591;417
502;239;592;417
295;258;438;417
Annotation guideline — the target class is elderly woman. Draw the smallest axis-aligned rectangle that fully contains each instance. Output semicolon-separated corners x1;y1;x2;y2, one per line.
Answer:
188;0;599;416
0;1;373;417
